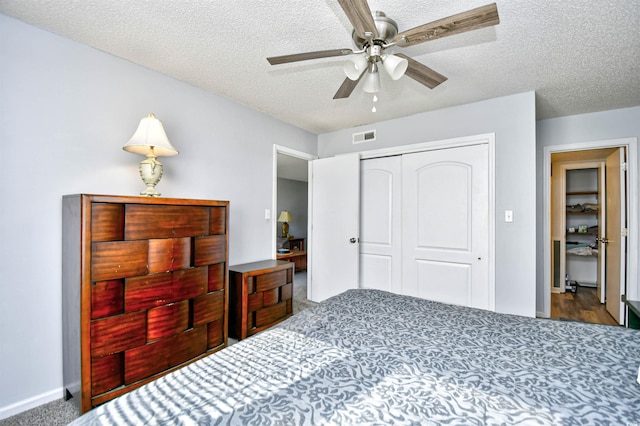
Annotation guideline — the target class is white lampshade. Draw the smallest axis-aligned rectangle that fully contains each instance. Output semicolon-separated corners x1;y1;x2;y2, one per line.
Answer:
382;54;408;80
344;54;368;81
123;113;178;197
362;63;381;94
123;113;178;156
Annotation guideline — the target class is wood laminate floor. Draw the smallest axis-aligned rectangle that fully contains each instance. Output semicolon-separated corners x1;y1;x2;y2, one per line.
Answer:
551;286;618;326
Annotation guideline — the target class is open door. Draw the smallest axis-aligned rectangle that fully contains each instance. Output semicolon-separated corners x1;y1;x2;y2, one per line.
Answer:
308;154;360;302
545;140;636;321
604;148;626;324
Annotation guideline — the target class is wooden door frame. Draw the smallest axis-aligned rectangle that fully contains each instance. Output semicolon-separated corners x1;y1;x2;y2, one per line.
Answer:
542;138;638;322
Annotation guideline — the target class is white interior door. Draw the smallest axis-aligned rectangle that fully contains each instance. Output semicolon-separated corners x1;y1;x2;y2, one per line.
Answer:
402;144;491;310
359;156;402;293
605;148;626;324
308;154;360;303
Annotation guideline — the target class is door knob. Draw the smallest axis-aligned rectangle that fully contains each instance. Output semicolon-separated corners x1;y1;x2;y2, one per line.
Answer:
349;237;357;244
599;237;609;244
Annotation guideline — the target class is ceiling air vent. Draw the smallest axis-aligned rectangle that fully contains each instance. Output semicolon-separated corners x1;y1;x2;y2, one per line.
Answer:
352;129;376;144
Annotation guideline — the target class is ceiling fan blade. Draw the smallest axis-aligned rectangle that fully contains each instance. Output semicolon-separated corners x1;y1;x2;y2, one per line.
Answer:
333;75;362;99
394;3;499;47
396;54;447;89
267;48;353;65
337;0;379;39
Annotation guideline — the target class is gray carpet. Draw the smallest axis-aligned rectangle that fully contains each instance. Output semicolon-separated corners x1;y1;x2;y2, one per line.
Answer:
292;271;316;314
0;398;81;426
0;271;315;425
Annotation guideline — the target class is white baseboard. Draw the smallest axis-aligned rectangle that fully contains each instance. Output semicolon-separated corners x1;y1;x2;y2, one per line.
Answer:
0;387;63;420
536;310;549;318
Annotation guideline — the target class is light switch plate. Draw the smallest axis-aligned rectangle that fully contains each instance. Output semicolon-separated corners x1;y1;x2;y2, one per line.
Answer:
265;209;271;220
505;210;513;222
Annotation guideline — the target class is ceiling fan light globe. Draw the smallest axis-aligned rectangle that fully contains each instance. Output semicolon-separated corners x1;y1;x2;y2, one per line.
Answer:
344;55;368;80
382;54;408;80
362;69;381;93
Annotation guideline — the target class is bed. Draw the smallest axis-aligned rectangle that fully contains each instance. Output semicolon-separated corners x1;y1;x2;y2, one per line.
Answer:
71;289;640;425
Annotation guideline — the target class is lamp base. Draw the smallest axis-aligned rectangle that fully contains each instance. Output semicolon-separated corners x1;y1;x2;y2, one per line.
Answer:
138;153;163;197
140;186;161;197
281;222;289;238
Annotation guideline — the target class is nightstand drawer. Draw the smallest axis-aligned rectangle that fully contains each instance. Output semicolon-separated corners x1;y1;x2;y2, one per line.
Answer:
255;270;287;292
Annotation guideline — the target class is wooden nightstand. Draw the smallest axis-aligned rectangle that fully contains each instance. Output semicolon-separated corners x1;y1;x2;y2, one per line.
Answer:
276;250;307;271
229;260;294;340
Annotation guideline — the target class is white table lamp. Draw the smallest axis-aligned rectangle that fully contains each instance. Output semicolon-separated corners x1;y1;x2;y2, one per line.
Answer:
123;113;178;197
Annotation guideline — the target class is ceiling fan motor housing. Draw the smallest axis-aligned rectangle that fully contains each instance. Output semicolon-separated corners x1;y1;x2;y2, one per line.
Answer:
352;11;399;49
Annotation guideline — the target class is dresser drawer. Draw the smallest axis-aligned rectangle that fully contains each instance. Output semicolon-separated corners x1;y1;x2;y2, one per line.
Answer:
124;204;209;240
91;241;148;281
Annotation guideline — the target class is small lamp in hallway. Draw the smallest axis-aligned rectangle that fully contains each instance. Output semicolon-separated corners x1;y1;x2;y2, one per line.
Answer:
278;210;292;238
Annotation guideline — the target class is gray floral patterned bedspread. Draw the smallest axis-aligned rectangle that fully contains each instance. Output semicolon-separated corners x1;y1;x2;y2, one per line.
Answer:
72;289;640;425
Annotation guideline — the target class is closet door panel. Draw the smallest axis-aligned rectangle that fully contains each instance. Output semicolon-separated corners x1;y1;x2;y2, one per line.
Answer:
359;156;402;294
416;260;472;306
415;162;471;251
402;144;490;310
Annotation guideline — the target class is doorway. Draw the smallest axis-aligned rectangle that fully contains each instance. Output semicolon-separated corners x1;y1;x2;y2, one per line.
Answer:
272;145;316;296
543;138;638;325
550;156;614;325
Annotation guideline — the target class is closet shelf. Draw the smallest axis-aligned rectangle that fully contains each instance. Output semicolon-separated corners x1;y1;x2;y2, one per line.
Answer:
566;191;598;195
563;168;599;291
567;252;598;257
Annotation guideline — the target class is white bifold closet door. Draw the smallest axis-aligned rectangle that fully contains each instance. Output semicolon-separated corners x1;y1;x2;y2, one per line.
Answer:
360;143;491;310
359;156;403;294
402;144;490;309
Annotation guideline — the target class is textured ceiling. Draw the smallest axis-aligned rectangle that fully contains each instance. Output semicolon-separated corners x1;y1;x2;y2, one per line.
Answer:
1;0;639;134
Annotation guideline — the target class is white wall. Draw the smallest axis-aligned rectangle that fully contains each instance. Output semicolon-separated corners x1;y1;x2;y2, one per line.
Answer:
318;92;537;318
536;106;640;313
0;14;317;417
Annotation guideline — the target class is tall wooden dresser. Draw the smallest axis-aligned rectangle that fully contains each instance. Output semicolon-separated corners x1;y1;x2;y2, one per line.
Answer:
62;194;229;413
